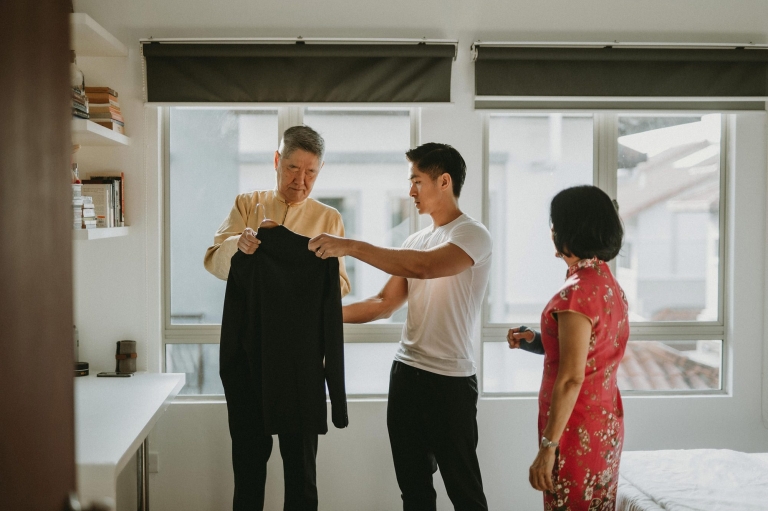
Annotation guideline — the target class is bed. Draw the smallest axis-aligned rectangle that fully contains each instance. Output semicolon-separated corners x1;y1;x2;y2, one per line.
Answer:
617;449;768;511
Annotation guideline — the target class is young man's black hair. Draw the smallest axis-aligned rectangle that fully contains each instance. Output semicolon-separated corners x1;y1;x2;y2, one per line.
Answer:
405;142;467;198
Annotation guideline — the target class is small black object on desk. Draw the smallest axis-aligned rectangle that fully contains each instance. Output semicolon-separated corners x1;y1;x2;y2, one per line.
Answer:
75;361;89;377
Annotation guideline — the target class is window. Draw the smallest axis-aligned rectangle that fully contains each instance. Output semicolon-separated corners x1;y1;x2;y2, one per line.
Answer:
164;107;417;395
304;108;414;314
616;115;722;323
168;108;278;327
486;114;594;325
483;113;726;395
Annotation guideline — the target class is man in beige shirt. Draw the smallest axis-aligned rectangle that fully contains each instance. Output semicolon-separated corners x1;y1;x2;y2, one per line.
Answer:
205;125;350;511
203;125;350;295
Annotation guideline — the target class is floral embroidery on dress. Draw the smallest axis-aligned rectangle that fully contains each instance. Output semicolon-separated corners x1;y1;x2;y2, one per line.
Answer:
539;259;629;511
577;426;591;455
588;332;597;351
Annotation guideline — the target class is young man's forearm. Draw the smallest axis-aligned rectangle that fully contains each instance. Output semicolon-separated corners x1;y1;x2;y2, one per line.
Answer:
342;297;397;323
346;240;430;279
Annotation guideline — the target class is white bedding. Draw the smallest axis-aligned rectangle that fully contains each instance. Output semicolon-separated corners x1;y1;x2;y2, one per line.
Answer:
617;449;768;511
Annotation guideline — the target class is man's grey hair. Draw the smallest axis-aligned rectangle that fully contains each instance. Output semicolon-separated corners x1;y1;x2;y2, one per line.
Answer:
278;125;325;161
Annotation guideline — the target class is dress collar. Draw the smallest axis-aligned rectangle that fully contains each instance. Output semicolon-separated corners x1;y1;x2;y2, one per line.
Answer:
566;257;603;278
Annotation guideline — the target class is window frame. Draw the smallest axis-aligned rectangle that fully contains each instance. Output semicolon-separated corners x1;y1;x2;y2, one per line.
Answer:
480;111;730;397
161;105;421;396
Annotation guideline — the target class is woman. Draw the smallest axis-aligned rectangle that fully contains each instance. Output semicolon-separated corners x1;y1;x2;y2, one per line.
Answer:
508;185;629;511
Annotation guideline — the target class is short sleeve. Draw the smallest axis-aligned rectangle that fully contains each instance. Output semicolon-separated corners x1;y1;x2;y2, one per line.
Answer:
548;274;602;327
448;221;492;266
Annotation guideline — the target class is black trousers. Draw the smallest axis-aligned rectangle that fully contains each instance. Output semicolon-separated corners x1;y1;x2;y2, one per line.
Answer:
224;376;319;511
387;361;489;511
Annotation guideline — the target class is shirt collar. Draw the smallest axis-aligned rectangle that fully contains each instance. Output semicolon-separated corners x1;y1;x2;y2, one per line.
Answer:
274;189;308;207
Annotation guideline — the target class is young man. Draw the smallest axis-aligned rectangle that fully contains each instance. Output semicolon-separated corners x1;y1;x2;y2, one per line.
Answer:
309;143;491;511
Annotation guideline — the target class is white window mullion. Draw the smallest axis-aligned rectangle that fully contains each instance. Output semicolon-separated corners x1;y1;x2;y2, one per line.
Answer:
278;106;304;141
409;108;422;234
161;106;172;375
595;113;619;198
595;113;620;282
719;114;730;327
480;113;491;331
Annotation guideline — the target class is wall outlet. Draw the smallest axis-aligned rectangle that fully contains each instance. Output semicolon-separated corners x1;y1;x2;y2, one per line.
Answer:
148;452;159;473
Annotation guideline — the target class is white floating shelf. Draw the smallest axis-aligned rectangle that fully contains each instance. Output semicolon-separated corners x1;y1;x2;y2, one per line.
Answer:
73;226;129;241
70;13;128;57
72;119;130;146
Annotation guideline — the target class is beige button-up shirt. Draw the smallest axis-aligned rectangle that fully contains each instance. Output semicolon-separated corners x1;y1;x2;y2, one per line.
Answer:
204;189;351;297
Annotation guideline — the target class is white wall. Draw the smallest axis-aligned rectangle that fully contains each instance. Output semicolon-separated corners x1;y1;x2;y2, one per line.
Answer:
73;1;768;509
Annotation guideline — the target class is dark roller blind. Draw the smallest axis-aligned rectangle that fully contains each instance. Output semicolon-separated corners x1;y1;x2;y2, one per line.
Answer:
143;42;455;103
474;46;768;98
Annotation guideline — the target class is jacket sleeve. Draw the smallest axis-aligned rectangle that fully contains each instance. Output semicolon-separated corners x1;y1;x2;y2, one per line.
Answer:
518;326;545;355
323;257;348;428
219;252;247;383
204;194;251;280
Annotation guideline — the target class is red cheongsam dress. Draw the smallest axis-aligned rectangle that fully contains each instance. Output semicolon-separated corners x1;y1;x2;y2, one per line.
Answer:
539;258;629;511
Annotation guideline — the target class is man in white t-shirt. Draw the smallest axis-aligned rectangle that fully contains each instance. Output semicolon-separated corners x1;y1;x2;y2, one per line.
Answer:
308;143;491;511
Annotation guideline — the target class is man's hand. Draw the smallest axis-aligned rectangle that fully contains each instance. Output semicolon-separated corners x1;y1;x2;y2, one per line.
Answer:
308;233;353;259
237;227;261;254
507;327;535;349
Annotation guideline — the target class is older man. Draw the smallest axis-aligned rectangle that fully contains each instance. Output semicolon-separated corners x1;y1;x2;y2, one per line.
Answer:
204;125;350;295
205;125;350;511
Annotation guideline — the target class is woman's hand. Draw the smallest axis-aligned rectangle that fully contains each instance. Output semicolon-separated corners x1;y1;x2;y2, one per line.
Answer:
529;446;556;492
507;327;535;349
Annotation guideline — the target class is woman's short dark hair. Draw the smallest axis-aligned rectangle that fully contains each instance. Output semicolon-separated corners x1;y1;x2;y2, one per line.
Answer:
405;142;467;197
550;185;624;262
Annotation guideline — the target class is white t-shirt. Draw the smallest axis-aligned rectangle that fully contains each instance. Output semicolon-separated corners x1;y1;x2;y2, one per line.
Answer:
394;213;492;377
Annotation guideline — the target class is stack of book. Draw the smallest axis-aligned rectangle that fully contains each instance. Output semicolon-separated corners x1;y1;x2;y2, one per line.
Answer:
84;87;124;134
72;88;89;119
81;172;125;228
73;193;96;229
72;183;83;229
73;205;82;227
82;198;97;229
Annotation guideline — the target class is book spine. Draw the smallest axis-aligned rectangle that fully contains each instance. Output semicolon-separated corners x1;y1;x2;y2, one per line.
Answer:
88;100;120;109
84;177;123;227
72;102;89;114
85;93;118;105
88;106;120;115
118;173;124;225
80;184;112;227
89;113;124;123
84;87;118;97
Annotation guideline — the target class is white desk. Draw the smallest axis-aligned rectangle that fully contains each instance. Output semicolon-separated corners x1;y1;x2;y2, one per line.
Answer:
75;372;185;509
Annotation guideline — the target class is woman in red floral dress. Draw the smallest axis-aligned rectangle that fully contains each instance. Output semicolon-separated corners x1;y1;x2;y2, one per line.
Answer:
508;185;629;511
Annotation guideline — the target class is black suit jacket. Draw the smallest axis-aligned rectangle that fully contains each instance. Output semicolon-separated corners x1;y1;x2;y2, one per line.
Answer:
219;226;348;434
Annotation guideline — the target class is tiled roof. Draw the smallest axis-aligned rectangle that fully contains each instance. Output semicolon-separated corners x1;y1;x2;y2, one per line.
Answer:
617;342;719;391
